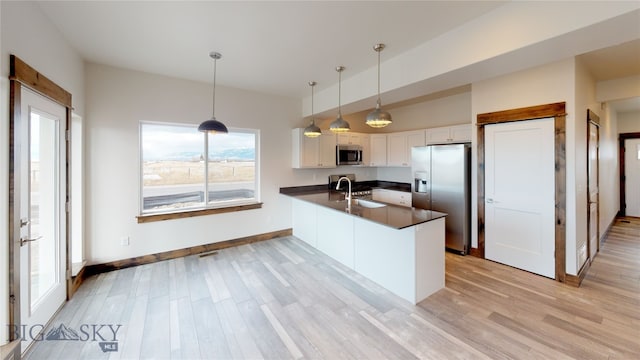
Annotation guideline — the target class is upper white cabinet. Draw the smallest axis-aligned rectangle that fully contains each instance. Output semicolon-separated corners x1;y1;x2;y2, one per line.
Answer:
360;134;371;166
369;134;387;167
337;132;364;146
292;128;336;168
387;130;425;167
425;124;472;144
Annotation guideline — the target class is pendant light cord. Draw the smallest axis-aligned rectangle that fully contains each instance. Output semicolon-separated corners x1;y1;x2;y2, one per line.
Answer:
376;49;381;107
311;83;315;125
338;69;342;116
212;57;217;118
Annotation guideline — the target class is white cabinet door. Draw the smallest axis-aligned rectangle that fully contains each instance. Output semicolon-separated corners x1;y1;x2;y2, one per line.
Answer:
450;124;472;142
485;118;555;279
360;134;370;166
316;206;355;269
300;135;319;168
373;189;411;207
337;133;362;146
292;128;336;168
387;133;406;166
292;199;317;247
388;130;425;167
425;126;452;144
318;132;337;167
369;134;387;166
426;124;471;144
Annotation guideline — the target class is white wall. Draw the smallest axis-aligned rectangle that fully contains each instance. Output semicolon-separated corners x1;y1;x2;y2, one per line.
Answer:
0;1;84;346
86;63;318;264
617;110;640;133
574;57;600;268
471;58;580;275
597;75;640;103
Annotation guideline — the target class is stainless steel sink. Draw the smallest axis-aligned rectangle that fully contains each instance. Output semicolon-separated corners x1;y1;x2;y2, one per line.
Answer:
353;199;386;208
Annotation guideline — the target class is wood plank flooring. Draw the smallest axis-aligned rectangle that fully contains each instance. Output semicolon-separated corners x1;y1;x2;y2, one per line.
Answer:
25;217;640;359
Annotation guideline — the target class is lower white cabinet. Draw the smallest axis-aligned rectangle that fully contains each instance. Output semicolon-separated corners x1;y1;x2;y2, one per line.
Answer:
316;206;354;269
372;189;411;207
289;196;446;304
292;198;317;247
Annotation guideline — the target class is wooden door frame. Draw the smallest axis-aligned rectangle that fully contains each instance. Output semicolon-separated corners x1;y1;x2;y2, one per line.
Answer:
8;55;72;344
619;132;640;217
586;109;600;261
474;102;567;283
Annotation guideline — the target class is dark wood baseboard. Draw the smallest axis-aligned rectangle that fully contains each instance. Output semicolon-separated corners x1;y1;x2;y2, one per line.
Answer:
468;247;483;258
565;257;591;287
81;228;292;279
69;266;88;298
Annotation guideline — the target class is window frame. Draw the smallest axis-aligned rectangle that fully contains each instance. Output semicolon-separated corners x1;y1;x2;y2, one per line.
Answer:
138;121;261;222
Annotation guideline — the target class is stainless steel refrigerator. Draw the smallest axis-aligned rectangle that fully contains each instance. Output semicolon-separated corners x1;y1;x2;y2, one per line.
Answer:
412;144;471;254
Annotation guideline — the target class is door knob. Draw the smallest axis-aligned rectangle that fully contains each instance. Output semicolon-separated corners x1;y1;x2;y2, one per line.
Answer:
486;198;494;203
20;218;30;227
20;236;42;247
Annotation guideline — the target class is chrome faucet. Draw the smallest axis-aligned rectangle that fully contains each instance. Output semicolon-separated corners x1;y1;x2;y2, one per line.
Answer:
336;176;352;210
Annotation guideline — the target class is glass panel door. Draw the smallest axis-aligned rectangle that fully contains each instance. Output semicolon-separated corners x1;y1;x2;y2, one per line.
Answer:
28;112;59;306
19;88;67;353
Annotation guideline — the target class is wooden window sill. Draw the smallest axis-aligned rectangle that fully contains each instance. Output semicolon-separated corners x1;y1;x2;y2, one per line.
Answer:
137;202;263;223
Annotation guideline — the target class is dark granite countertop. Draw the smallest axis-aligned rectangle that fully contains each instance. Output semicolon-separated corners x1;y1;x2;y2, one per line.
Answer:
281;189;446;230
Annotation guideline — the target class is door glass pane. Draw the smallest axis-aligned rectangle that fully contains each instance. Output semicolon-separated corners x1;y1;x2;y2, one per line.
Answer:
30;112;59;307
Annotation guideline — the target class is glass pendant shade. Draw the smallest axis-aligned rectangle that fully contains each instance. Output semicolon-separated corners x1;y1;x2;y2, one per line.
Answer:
329;66;350;133
366;43;392;128
304;81;322;138
199;51;228;134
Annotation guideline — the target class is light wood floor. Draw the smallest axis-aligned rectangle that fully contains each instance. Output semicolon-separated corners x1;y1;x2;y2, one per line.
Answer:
26;218;640;359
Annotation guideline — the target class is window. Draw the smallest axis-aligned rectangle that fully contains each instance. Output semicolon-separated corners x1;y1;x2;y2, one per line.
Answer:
140;122;259;215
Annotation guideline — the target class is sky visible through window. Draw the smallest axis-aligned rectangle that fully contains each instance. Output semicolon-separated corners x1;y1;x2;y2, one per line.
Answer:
142;123;255;161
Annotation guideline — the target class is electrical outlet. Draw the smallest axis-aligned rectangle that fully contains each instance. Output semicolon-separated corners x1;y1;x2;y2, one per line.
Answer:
121;236;130;246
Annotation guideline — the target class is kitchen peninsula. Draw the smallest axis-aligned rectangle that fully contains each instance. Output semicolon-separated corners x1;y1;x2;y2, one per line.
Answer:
280;185;447;304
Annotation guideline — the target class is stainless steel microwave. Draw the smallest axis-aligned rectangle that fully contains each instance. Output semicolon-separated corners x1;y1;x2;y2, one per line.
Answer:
336;145;363;165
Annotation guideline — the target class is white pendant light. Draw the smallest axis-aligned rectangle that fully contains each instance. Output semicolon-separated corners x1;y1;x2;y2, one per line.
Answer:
303;81;321;138
366;44;392;128
329;66;350;133
198;51;229;134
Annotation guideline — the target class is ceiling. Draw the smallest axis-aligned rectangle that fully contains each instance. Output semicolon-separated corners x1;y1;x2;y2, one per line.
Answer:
578;39;640;114
36;1;639;112
36;1;506;99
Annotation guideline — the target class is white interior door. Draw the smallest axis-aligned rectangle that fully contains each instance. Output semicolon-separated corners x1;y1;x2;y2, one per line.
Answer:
587;122;599;259
19;88;67;352
485;118;555;278
625;138;640;217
